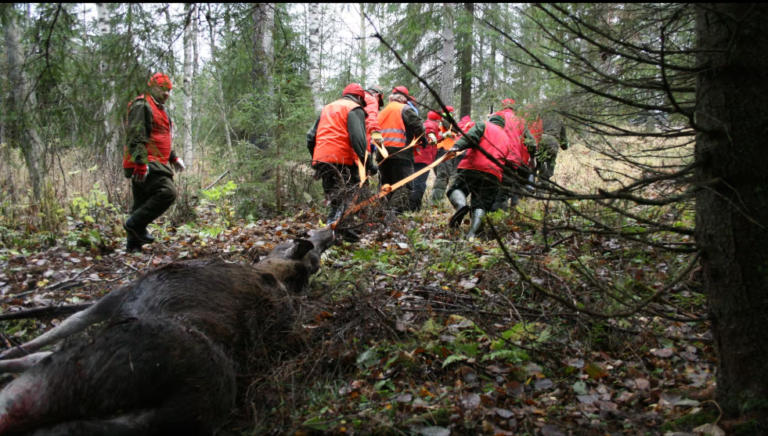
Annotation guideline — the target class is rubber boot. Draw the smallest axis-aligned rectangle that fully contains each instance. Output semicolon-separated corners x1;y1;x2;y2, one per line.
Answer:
430;186;446;204
467;208;486;239
126;238;145;253
448;190;470;228
123;217;154;244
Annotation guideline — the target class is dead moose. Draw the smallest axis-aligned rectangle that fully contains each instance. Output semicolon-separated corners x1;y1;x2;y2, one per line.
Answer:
0;228;335;435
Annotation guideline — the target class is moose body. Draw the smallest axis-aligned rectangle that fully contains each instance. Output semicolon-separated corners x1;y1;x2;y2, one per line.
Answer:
0;229;334;435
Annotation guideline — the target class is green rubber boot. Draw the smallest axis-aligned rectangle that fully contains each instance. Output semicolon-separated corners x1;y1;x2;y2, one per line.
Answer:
467;208;486;239
448;190;470;228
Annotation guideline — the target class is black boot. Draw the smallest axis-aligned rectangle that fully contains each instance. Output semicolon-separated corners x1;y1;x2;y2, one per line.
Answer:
126;238;145;253
123;217;155;244
448;190;470;228
492;199;509;212
467;209;486;239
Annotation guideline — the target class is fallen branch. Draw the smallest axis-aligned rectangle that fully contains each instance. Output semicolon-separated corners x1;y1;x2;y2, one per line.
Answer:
0;302;94;322
204;169;230;191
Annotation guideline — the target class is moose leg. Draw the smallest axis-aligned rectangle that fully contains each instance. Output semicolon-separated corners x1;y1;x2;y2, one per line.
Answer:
27;411;156;436
0;286;131;360
0;352;52;374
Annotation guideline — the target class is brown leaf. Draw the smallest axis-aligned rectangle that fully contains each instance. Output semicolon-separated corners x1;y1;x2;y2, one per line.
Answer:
506;381;524;398
460;393;481;409
651;348;674;358
585;362;609;379
634;378;650;390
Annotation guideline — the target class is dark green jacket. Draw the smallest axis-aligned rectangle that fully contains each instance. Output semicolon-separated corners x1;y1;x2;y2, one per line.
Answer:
123;96;177;178
307;95;375;172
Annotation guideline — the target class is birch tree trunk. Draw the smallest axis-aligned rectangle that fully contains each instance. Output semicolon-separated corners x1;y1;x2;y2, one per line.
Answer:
182;3;195;168
440;3;455;108
308;3;323;113
4;6;45;201
95;3;118;167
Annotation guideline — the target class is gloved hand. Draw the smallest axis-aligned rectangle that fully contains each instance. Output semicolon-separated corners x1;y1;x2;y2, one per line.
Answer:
449;145;462;153
371;131;383;147
427;133;437;145
172;157;186;172
443;131;455;139
133;164;149;183
367;163;379;177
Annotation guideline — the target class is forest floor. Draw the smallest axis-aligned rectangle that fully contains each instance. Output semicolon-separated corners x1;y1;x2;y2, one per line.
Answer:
0;143;722;436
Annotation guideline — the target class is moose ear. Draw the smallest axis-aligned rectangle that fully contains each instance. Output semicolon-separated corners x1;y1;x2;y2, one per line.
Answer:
286;239;314;260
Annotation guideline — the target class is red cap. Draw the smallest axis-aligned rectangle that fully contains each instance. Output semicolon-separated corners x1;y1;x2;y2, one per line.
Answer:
148;73;173;90
392;86;413;100
445;106;454;113
502;98;515;108
342;83;365;99
427;110;441;120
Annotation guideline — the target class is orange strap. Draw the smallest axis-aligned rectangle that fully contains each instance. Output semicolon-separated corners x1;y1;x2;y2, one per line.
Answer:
334;149;465;229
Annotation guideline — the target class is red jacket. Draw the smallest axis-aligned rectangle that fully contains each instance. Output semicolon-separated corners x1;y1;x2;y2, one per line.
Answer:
495;108;530;167
363;91;381;146
457;122;509;181
415;119;440;165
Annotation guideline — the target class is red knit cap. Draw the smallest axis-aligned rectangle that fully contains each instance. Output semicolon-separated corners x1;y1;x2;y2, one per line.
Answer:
444;106;454;113
502;98;516;109
427;110;441;120
342;83;365;99
148;73;173;90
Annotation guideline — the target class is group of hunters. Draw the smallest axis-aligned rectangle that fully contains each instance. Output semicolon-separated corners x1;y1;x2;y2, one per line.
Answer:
121;73;568;250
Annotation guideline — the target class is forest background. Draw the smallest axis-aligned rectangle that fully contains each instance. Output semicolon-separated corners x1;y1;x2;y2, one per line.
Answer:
0;3;766;435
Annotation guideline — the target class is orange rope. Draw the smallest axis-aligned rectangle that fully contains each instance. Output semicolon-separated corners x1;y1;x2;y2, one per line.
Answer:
332;149;464;228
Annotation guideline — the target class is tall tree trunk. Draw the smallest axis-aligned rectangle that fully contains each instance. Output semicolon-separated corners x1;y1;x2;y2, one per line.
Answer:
695;3;768;421
441;3;455;109
206;5;231;150
308;3;323;113
4;6;44;201
95;3;118;168
182;3;195;168
164;6;175;76
251;2;274;150
458;3;474;118
251;3;274;90
359;3;366;85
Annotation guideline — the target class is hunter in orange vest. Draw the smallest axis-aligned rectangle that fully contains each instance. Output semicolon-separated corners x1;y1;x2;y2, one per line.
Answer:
431;105;464;203
376;86;427;214
122;73;185;252
307;83;377;242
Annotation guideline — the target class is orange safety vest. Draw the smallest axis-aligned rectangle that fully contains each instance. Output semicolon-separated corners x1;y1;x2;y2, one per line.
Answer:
123;95;173;170
378;102;408;148
437;124;455;150
313;98;361;166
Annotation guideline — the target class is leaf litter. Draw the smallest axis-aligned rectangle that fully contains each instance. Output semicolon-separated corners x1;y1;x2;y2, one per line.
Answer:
0;197;715;435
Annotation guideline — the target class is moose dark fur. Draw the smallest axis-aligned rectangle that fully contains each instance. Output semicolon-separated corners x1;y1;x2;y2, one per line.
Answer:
0;228;335;436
